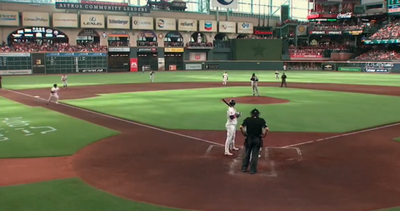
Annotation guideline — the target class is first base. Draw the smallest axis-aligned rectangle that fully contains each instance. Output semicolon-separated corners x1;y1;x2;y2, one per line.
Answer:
34;96;40;98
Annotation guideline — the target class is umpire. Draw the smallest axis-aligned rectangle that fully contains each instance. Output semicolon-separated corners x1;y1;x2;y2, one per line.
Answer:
0;75;2;89
240;108;269;174
281;73;287;87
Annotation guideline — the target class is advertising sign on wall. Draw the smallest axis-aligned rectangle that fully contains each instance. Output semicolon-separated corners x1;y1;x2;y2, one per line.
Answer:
0;11;19;26
80;14;105;28
165;48;184;53
237;22;253;34
185;64;202;70
158;58;165;71
130;58;138;72
0;70;32;75
78;68;106;73
55;2;150;13
211;0;238;9
218;21;236;33
52;13;78;28
189;52;207;61
132;17;153;30
155;18;176;31
107;15;130;29
22;12;49;27
199;20;217;32
178;19;197;31
363;62;393;73
338;67;361;72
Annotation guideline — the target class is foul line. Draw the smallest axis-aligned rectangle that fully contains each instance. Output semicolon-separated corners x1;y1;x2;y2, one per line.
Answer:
6;89;400;150
5;89;224;147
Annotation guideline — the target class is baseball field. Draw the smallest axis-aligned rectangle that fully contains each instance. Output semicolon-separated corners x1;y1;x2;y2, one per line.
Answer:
1;70;400;211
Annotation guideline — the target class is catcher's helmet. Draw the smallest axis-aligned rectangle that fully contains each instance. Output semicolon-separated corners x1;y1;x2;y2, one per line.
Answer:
250;108;260;116
229;99;236;106
53;84;57;87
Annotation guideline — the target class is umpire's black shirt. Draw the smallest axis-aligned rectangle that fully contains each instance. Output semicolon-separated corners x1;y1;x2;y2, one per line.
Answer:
281;74;287;81
241;117;267;137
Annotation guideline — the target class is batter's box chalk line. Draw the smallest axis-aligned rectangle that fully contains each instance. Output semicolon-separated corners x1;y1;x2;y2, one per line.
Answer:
266;147;303;162
228;148;277;177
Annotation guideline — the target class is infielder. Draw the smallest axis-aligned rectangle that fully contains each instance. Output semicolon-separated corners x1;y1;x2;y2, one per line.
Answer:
61;74;68;88
283;63;287;71
225;99;241;156
222;71;228;85
47;84;60;105
275;70;279;81
150;71;155;83
250;73;259;96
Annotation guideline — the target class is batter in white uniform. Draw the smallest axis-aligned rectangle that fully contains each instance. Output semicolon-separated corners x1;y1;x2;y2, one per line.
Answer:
225;99;241;156
61;74;68;88
47;84;60;105
222;72;228;85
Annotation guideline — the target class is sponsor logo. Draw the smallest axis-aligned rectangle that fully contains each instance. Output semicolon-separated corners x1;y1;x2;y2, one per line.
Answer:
54;18;76;22
24;17;48;22
134;20;151;25
204;21;212;31
185;64;202;70
157;19;165;28
328;31;342;35
79;68;105;73
337;12;352;19
310;31;325;34
241;22;250;28
0;14;17;21
180;21;194;27
217;0;234;6
83;17;102;26
221;24;227;30
109;19;128;25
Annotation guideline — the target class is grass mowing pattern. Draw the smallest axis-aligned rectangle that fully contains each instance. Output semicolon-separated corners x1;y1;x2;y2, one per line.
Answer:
63;87;400;133
4;71;400;89
0;97;119;158
0;178;184;211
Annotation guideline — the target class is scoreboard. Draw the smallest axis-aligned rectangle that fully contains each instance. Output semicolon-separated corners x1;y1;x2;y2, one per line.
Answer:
45;53;108;73
388;0;400;13
0;53;31;71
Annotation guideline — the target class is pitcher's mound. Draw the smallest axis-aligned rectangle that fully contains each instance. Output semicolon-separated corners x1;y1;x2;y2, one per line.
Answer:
224;96;289;105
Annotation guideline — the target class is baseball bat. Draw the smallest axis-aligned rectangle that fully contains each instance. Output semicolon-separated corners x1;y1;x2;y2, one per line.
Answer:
221;99;230;107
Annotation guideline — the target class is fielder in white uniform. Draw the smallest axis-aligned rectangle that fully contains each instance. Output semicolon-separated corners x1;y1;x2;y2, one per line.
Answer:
47;84;60;105
275;71;280;81
222;72;228;85
225;99;241;156
150;71;155;83
61;74;68;88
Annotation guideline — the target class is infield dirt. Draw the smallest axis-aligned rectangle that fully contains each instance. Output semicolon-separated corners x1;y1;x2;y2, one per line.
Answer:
1;82;400;211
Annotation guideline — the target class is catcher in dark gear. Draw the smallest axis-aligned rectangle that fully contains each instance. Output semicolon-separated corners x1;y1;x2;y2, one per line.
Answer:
240;108;269;174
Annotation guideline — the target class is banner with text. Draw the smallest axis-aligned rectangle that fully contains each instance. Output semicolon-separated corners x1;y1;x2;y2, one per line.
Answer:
22;12;49;27
0;11;19;26
237;22;253;34
199;20;217;32
189;52;207;61
52;13;78;28
130;58;138;72
0;70;32;75
219;21;236;33
107;15;130;29
80;14;105;29
155;18;176;31
178;19;197;31
132;17;153;30
290;55;323;58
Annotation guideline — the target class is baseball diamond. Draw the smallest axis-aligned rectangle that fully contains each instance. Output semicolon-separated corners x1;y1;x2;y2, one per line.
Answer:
2;1;400;210
0;71;400;211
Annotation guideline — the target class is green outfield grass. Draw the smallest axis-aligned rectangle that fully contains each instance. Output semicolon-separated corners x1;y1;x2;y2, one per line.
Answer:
0;178;183;211
3;71;400;90
395;137;400;142
0;97;119;158
63;87;400;133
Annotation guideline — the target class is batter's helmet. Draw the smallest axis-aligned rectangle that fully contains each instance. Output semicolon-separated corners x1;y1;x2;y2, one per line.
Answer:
250;108;260;116
229;99;236;106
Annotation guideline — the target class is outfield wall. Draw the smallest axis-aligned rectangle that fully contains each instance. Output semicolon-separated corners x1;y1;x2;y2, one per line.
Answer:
0;52;399;75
